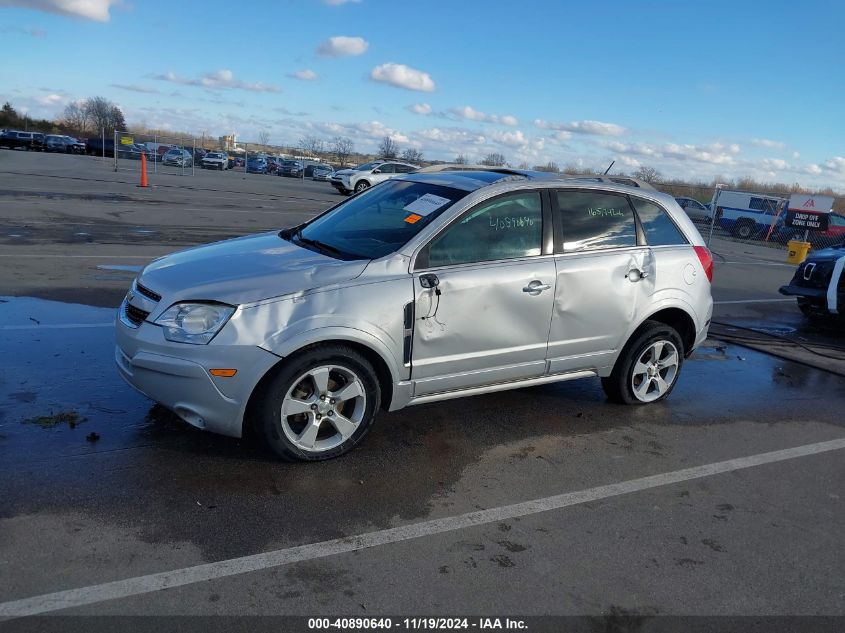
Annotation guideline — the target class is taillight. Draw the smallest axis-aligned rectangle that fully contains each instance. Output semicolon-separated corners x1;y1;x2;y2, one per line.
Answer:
693;246;713;283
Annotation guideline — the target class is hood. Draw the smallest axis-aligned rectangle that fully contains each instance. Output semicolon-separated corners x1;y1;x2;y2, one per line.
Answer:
806;244;845;262
138;232;369;305
333;168;355;177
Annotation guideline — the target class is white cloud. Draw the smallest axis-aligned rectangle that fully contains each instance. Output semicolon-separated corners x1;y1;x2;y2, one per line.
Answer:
449;105;518;126
407;102;432;115
417;127;486;146
316;35;369;57
289;69;318;81
151;69;279;93
110;83;160;94
751;138;785;150
36;93;65;105
0;0;119;21
370;63;435;92
823;157;845;174
534;118;627;137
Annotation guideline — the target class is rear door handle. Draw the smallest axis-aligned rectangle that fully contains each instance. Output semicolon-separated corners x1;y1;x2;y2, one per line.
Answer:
626;269;648;282
523;281;551;295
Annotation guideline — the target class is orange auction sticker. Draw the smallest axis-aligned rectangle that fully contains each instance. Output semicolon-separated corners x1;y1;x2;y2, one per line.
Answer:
404;213;423;224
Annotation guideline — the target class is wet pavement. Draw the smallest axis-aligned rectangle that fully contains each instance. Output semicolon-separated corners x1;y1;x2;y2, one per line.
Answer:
1;154;844;618
1;295;844;615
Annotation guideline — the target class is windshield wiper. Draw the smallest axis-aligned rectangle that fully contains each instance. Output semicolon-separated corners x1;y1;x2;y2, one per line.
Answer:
289;228;345;257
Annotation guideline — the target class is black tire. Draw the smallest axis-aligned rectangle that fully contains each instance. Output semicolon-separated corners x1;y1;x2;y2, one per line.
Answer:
354;180;370;193
601;320;684;405
733;221;754;240
254;345;381;461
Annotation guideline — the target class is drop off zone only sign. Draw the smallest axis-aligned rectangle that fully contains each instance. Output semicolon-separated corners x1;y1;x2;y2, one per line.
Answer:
785;194;834;231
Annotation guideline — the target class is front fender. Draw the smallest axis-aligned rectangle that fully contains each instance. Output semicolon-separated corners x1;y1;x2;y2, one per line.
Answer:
261;324;405;384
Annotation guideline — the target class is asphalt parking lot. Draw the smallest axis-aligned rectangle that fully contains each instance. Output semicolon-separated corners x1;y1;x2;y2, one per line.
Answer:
1;151;843;625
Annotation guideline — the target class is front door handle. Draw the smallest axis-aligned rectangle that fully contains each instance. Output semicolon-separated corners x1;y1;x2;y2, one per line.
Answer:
523;280;551;295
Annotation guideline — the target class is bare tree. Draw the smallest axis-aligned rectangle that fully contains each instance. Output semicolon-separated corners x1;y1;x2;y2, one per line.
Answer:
60;101;90;136
401;148;423;164
453;154;468;164
480;152;506;167
331;136;354;166
82;97;126;135
258;129;271;149
378;136;399;159
534;160;559;173
633;165;661;183
298;135;325;157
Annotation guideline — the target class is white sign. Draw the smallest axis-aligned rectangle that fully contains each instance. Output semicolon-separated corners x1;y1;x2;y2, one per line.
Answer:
403;193;452;217
788;194;833;214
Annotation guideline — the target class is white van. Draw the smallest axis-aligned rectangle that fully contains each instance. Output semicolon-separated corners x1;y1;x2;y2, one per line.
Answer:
711;189;787;240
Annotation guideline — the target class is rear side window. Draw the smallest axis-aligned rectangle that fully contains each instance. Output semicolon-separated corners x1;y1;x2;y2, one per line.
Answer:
631;197;688;246
428;192;543;267
556;190;637;252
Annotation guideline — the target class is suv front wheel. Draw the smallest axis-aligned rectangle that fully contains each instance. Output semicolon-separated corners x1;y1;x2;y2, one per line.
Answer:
602;321;684;405
254;345;381;461
354;180;370;193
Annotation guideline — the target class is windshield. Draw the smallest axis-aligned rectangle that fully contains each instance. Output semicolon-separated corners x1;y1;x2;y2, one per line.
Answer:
354;161;382;171
206;153;221;158
292;180;467;260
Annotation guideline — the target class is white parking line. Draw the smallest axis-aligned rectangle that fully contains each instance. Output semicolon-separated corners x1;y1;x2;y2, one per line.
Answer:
0;323;113;331
714;299;795;305
1;437;843;618
718;261;794;267
0;255;154;258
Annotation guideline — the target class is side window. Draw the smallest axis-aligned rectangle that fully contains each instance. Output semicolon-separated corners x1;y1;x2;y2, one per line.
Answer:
428;192;543;267
395;164;415;173
376;163;396;174
556;190;637;252
631;197;688;246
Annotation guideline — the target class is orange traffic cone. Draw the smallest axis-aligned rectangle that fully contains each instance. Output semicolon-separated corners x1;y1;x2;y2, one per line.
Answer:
138;152;149;188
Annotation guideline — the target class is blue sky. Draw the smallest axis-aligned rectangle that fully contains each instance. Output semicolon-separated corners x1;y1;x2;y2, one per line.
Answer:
1;0;843;188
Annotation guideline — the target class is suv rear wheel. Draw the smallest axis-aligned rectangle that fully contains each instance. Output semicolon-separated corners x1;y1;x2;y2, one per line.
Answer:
254;345;381;461
733;220;755;239
602;321;684;405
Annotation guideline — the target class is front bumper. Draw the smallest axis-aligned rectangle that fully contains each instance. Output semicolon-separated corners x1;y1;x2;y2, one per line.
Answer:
114;310;280;437
779;284;827;299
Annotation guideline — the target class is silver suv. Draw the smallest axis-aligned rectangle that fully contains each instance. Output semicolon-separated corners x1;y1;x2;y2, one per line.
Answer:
115;170;713;461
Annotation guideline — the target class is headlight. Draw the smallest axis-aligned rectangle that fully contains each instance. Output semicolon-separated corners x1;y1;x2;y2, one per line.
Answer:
154;303;235;345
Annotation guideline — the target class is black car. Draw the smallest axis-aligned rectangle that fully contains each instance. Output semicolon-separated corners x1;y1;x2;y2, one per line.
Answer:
45;135;85;154
0;130;45;151
779;241;845;321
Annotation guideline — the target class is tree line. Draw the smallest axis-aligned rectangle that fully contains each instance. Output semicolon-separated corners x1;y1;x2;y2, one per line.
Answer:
1;97;127;138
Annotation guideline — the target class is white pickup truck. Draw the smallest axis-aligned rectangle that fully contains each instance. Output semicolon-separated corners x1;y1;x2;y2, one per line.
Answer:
202;151;229;170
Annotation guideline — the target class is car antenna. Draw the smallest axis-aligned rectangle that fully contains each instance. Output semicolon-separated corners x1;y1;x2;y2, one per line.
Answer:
603;160;615;175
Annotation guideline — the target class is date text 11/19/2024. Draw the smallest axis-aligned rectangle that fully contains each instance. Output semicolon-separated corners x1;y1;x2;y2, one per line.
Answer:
308;617;528;630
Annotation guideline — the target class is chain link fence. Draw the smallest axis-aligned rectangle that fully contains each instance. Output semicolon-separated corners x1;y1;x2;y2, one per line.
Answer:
650;181;845;254
113;130;196;176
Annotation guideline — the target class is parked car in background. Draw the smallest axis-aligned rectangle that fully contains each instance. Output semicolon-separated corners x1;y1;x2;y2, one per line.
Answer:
278;160;304;177
675;197;711;223
202;151;229;170
0;130;46;151
779;239;845;322
65;136;86;154
312;164;334;181
193;148;207;164
85;137;114;156
330;160;418;195
776;213;845;247
161;148;193;167
115;170;713;461
246;155;268;174
45;135;74;153
265;156;282;175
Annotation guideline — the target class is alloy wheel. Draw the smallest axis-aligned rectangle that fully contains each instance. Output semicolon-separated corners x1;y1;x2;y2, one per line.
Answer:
630;340;679;403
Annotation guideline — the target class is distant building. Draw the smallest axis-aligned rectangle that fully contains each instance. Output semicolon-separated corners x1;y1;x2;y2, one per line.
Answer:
219;134;236;150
